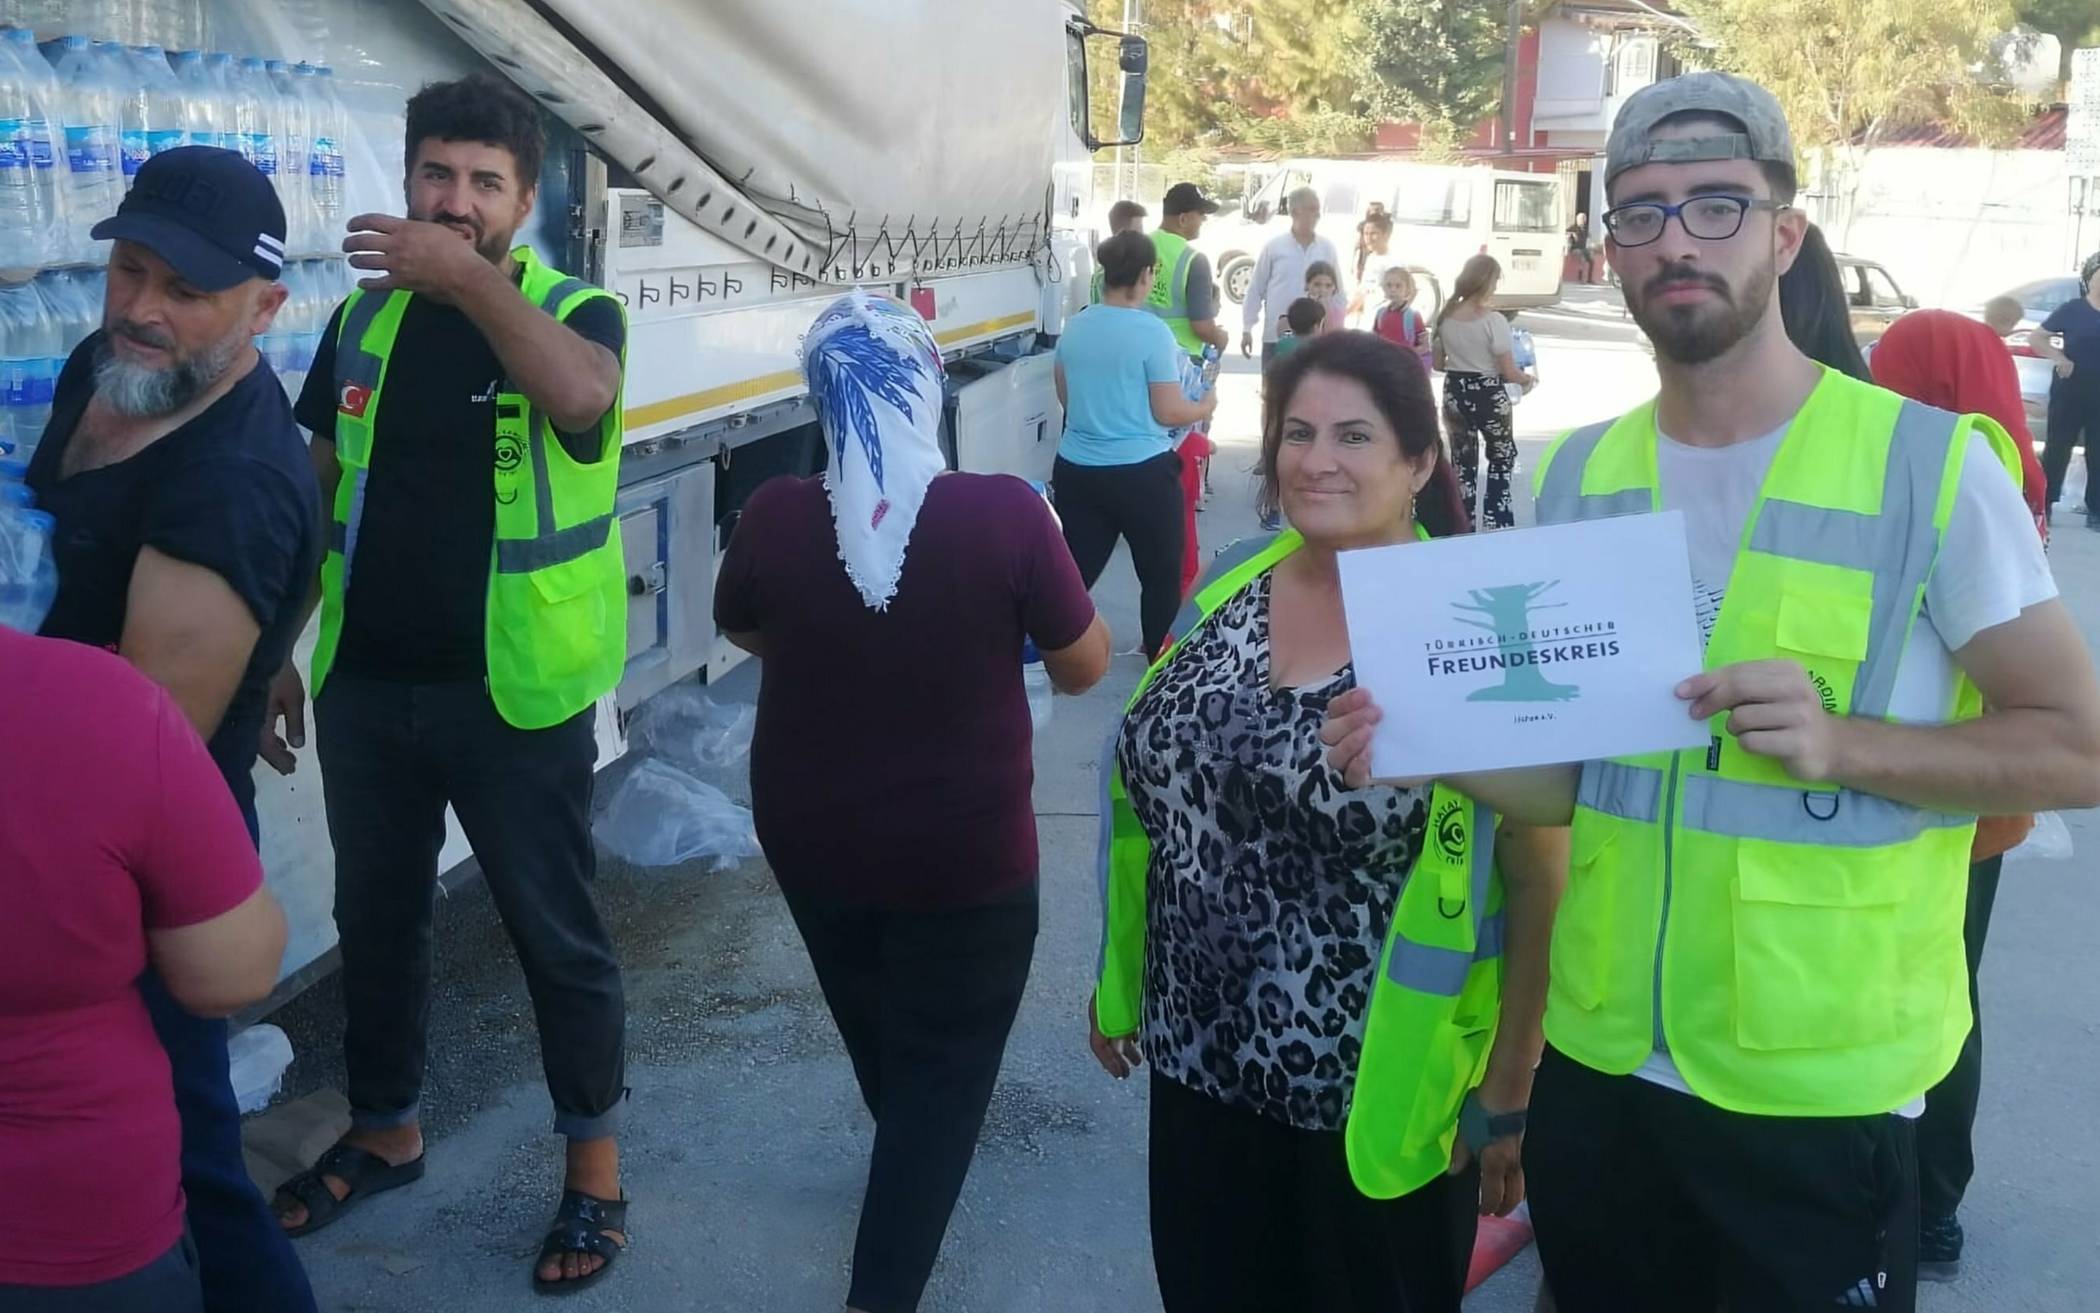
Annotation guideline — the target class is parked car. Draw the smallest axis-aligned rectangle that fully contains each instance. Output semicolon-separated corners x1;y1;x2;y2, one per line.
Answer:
1987;276;2082;443
1832;254;1916;345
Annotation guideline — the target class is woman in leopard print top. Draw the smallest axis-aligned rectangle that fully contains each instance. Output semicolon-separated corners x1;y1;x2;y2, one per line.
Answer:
1088;333;1566;1313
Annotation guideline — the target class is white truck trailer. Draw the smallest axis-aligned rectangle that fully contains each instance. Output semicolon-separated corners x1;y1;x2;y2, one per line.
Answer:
2;0;1146;991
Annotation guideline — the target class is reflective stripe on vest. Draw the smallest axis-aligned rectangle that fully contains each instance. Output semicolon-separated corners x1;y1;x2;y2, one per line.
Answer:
1530;368;2009;1116
314;247;627;729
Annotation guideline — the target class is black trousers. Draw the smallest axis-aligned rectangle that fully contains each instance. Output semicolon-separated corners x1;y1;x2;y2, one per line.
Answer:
315;675;627;1140
1526;1046;1917;1313
1917;856;2003;1220
1053;452;1186;658
1147;1072;1480;1313
2041;380;2100;516
782;882;1039;1313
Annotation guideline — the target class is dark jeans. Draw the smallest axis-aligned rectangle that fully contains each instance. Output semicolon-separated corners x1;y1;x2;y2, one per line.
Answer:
315;675;626;1140
2042;379;2099;515
1053;452;1186;658
0;1235;203;1313
140;974;317;1313
1917;856;2003;1219
1148;1071;1480;1313
1526;1045;1917;1313
781;881;1039;1313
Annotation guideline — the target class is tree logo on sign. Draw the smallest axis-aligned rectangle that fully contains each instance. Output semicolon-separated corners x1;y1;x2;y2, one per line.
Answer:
1452;582;1582;703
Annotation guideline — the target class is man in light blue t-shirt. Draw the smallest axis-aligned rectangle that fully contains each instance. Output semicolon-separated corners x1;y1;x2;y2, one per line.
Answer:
1053;230;1217;658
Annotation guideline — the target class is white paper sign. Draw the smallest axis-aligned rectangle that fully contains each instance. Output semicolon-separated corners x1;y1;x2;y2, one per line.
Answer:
1337;511;1709;779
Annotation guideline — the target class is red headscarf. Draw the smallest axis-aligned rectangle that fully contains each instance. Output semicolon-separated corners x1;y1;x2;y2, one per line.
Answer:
1869;309;2048;535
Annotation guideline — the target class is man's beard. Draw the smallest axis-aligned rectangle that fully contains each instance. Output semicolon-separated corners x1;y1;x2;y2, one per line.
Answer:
1626;258;1777;366
93;322;248;418
420;209;512;264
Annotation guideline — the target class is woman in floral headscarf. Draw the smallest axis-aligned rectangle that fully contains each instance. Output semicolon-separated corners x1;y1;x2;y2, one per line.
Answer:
713;291;1109;1313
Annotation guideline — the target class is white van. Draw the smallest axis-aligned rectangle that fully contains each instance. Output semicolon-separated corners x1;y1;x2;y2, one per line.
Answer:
1204;159;1566;318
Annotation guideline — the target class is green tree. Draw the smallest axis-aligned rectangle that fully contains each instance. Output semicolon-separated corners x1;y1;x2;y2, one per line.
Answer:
1673;0;2032;239
1351;0;1510;151
1085;0;1373;151
2014;0;2100;87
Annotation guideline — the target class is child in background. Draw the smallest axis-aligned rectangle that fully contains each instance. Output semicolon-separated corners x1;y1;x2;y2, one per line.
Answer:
1271;297;1329;361
1982;295;2024;338
1304;261;1348;331
1372;266;1432;374
1258;299;1330;528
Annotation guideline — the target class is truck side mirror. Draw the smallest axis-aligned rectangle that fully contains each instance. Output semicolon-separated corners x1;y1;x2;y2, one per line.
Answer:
1067;20;1147;150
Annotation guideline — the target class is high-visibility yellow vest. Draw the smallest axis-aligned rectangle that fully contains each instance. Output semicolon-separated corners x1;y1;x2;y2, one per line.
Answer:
1094;527;1508;1199
1530;367;2021;1117
1088;228;1204;357
312;246;628;730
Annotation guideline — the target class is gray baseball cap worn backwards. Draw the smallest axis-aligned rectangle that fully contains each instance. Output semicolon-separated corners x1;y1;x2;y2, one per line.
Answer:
1605;71;1795;188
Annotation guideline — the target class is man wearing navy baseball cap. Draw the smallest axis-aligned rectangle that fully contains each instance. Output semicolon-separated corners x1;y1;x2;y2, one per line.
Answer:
24;144;322;1313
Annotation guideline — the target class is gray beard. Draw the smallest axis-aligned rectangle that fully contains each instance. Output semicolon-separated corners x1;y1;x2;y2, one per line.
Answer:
93;330;247;418
1628;259;1778;366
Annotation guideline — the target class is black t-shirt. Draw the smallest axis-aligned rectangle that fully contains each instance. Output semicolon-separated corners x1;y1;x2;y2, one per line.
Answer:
293;288;626;684
27;336;322;817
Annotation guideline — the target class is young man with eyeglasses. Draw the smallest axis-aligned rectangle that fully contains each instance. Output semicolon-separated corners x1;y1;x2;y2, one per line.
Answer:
1323;70;2100;1311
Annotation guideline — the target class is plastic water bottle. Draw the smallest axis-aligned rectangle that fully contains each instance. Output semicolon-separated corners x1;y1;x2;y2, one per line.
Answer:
1022;638;1054;732
130;46;181;170
264;58;309;251
304;65;345;234
40;267;98;361
0;34;55;269
170;50;220;149
228;55;273;181
0;277;60;461
0;27;64;270
50;36;120;260
203;51;238;151
0;500;58;632
96;40;148;189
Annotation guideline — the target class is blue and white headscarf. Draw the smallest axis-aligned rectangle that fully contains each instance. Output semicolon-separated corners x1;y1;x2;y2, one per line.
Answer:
801;291;948;610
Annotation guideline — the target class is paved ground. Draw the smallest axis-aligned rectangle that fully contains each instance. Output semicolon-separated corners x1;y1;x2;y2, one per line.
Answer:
259;293;2098;1311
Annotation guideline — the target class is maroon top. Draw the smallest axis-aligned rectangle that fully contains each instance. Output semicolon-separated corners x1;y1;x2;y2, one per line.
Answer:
0;629;264;1287
715;473;1096;908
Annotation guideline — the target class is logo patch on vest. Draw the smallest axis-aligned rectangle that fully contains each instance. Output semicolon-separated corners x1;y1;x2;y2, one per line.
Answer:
494;433;524;505
1432;795;1467;865
338;383;372;418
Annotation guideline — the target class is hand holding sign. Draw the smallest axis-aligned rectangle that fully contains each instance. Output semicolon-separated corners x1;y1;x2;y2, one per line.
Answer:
1678;658;1844;783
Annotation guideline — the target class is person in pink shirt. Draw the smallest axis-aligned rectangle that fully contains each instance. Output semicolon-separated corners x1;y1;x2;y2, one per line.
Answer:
0;626;289;1312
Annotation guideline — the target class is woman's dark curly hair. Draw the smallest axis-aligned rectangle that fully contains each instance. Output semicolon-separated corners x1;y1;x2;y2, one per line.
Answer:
1258;330;1471;538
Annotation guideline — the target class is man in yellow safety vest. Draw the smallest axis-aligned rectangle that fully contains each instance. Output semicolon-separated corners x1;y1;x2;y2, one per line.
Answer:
1326;71;2100;1311
259;72;634;1295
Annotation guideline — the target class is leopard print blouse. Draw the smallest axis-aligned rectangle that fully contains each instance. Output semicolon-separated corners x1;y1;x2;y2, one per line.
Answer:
1116;571;1430;1132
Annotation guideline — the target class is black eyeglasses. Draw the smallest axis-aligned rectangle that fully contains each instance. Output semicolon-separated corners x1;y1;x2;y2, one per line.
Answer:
1602;196;1785;247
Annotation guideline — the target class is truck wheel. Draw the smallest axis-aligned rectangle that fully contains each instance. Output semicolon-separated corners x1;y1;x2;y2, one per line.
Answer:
1223;256;1254;305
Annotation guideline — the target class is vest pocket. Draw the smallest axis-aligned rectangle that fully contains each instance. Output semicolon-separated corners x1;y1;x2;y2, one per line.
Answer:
1548;819;1619;1012
1731;838;1903;1051
1773;587;1872;718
